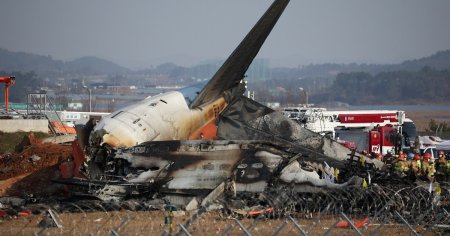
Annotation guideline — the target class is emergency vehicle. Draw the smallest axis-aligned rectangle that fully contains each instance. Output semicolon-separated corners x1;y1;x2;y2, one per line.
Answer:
283;107;417;155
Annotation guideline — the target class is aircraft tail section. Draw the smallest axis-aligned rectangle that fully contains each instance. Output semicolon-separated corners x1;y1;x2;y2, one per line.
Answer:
190;0;290;108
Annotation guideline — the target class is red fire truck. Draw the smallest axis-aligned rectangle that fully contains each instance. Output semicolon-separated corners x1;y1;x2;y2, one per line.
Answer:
283;108;417;154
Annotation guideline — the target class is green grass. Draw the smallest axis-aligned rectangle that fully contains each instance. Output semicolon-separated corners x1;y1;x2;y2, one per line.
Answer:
0;131;50;154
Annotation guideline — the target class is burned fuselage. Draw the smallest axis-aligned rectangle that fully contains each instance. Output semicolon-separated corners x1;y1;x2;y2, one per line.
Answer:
82;140;364;201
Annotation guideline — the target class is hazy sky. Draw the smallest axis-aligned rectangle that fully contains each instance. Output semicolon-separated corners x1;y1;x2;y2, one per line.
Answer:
1;0;450;69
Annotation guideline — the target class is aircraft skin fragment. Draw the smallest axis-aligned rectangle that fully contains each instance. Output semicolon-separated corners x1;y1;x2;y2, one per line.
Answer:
216;97;385;170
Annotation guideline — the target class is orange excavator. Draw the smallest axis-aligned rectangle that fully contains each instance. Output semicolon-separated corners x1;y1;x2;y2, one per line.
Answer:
0;76;15;112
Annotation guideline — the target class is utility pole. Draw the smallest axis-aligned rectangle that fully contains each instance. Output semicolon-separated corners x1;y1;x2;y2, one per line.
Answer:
83;85;92;113
299;87;308;107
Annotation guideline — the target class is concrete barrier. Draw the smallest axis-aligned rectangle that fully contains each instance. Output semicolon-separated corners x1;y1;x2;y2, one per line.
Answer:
0;119;48;133
43;134;77;144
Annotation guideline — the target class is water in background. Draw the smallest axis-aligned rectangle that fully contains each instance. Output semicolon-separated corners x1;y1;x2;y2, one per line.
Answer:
348;105;450;112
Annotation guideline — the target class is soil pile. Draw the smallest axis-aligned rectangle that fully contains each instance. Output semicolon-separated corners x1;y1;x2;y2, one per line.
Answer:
0;133;73;196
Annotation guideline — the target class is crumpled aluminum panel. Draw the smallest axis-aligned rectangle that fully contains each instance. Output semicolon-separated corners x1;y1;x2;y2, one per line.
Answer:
216;96;384;169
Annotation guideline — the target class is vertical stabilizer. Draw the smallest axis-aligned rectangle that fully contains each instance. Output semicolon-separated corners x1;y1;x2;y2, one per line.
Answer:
190;0;290;108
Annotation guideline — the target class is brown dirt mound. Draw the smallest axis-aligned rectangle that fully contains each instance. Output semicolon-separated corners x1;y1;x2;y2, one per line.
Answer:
0;142;72;181
0;134;73;197
14;132;41;153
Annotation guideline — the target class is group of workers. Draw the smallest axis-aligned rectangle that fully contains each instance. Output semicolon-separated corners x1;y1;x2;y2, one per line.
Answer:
361;150;450;181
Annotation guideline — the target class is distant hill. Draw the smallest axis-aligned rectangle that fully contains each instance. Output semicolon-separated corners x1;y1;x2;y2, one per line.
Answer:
398;50;450;71
1;47;449;80
65;56;130;75
271;50;450;80
0;48;129;75
252;50;450;106
0;48;64;74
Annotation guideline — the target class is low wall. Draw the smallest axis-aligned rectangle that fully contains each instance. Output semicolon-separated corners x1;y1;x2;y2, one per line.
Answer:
0;119;48;133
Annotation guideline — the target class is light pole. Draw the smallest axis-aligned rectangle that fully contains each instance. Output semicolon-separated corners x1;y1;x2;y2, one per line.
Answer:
83;85;92;113
299;87;308;107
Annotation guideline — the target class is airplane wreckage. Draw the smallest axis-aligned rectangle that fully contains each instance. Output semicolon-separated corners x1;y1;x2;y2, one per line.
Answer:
57;0;447;215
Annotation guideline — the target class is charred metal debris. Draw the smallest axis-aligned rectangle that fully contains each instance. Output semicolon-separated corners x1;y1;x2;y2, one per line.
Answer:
46;139;450;222
66;140;364;200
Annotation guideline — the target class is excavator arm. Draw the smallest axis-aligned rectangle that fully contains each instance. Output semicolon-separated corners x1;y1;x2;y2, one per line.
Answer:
0;76;15;112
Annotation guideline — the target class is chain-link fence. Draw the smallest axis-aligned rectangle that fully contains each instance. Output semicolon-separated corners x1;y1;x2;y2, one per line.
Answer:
1;196;449;236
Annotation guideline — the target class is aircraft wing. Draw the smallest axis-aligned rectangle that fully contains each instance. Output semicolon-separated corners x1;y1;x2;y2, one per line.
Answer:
189;0;290;108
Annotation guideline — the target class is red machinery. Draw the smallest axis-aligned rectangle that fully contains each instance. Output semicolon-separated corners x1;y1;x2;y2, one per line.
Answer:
368;125;399;155
0;76;15;112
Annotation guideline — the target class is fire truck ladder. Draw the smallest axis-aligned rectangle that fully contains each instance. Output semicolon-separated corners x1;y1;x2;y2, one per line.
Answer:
26;93;68;136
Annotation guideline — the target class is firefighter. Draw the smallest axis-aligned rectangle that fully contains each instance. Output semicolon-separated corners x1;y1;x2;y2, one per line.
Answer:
421;153;429;177
405;153;413;173
383;151;394;165
376;153;383;161
391;151;403;166
397;150;404;159
421;153;435;180
393;153;409;175
401;153;410;173
436;150;450;181
436;150;447;178
359;150;368;167
410;153;422;175
405;153;418;180
437;150;446;163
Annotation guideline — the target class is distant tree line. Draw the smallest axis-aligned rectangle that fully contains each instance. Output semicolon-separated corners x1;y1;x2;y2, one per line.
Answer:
248;76;333;105
249;67;450;106
420;119;450;139
320;67;450;105
304;67;450;105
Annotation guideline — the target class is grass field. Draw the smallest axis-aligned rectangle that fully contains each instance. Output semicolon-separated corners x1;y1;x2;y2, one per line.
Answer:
406;110;450;138
0;131;49;155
